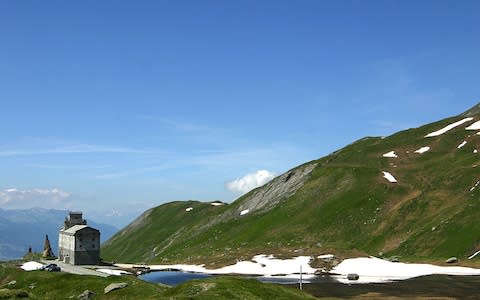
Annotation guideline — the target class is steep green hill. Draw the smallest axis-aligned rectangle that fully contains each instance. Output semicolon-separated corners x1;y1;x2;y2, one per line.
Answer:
102;104;480;265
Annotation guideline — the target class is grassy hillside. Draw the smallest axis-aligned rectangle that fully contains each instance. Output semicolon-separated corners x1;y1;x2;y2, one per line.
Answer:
102;106;480;265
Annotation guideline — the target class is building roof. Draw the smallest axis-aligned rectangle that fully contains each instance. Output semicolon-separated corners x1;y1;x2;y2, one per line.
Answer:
62;225;99;235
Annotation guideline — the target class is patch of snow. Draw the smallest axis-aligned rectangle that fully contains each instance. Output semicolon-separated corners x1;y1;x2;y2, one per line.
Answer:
318;254;335;260
96;268;132;276
457;141;467;149
240;209;250;216
466;121;480;130
185;207;193;212
382;151;398;158
20;261;44;271
210;202;225;206
382;171;397;183
469;181;480;192
468;250;480;260
474;149;478;154
414;146;430;154
425;117;474;138
332;256;480;284
147;255;316;277
477;132;480;135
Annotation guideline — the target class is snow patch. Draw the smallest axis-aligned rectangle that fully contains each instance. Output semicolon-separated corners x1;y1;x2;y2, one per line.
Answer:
21;261;44;271
318;254;335;260
240;209;249;216
382;151;398;158
425;117;474;138
185;207;193;212
466;121;480;130
332;256;480;284
382;171;397;183
414;146;430;154
469;181;480;192
96;268;132;276
147;255;316;277
474;149;478;154
210;202;225;206
457;141;467;149
468;250;480;260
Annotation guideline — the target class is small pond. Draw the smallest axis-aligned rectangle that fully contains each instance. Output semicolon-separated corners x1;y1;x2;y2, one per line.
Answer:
140;271;211;286
140;271;320;286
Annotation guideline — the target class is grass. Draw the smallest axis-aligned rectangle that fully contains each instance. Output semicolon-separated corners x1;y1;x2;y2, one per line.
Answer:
101;112;480;268
0;263;315;299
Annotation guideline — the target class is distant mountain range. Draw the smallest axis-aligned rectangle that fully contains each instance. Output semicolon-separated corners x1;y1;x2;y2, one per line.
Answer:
102;103;480;265
0;207;117;261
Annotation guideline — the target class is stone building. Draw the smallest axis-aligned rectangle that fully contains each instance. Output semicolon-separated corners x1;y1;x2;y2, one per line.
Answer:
58;212;100;265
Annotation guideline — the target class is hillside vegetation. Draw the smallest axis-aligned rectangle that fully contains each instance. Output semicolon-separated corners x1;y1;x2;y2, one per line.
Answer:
0;263;315;299
102;104;480;266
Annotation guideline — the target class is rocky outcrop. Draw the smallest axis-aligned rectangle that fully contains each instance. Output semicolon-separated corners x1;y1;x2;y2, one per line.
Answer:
234;163;317;214
104;282;128;294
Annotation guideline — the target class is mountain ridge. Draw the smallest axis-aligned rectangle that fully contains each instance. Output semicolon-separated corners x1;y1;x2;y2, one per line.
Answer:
102;104;480;266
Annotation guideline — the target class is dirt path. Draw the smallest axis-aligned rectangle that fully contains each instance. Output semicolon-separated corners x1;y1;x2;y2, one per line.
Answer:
40;259;110;277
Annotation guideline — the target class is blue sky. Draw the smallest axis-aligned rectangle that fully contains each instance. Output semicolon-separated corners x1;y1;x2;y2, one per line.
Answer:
0;0;479;227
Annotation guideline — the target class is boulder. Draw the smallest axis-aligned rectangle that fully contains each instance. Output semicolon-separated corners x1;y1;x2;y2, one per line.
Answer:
446;257;458;264
347;273;359;280
77;290;96;299
104;282;128;294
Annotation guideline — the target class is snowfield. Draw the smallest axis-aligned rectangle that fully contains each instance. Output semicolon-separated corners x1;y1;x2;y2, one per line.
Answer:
414;146;430;154
114;255;480;284
382;171;397;183
425;117;473;137
332;256;480;284
382;151;398;158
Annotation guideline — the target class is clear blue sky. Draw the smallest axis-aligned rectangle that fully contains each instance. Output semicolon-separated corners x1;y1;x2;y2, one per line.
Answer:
0;0;479;227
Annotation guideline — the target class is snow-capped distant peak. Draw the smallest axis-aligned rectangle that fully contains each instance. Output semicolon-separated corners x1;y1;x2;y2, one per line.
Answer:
425;117;473;138
414;146;430;154
383;151;398;158
382;171;397;183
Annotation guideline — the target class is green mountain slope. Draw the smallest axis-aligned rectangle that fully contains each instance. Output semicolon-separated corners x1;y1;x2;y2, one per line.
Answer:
102;104;480;265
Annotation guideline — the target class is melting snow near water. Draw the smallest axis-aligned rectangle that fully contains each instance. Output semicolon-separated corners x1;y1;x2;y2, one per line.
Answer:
425;117;473;138
382;151;398;158
146;255;316;279
382;171;397;183
414;146;430;154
